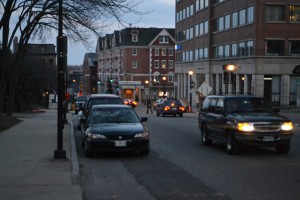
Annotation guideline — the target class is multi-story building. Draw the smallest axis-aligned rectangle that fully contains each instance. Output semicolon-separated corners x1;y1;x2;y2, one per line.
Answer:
175;0;300;106
96;27;175;103
82;53;98;94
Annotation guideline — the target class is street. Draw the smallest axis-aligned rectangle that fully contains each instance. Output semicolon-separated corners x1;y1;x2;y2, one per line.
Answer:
73;106;300;200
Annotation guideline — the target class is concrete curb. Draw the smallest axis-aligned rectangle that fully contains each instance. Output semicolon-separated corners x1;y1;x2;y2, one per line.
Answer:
69;116;80;185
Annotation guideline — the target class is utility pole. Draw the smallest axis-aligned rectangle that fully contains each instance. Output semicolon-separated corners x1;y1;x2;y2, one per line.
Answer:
54;0;66;159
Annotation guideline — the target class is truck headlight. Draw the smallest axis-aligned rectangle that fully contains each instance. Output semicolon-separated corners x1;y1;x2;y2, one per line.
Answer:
237;123;254;132
281;122;293;131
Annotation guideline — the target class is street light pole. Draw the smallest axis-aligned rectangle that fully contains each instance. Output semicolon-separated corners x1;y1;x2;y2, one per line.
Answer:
54;0;66;159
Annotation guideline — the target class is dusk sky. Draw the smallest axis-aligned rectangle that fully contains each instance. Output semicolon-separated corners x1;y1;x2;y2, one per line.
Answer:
68;0;175;65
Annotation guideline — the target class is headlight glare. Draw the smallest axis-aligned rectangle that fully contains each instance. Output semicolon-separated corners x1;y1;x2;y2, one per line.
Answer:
86;132;106;139
237;123;254;132
281;122;293;131
135;131;149;138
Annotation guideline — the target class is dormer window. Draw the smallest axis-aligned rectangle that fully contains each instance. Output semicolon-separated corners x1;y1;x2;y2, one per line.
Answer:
131;30;139;42
159;36;169;44
40;46;46;53
132;34;138;42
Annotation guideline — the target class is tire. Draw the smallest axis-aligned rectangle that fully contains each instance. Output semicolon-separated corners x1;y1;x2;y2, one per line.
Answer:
140;148;150;156
162;113;165;117
276;142;290;154
156;112;159;116
179;113;183;117
201;127;212;146
226;132;239;155
84;142;92;157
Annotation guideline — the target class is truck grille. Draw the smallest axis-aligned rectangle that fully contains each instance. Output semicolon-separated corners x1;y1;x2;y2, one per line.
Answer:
253;123;281;132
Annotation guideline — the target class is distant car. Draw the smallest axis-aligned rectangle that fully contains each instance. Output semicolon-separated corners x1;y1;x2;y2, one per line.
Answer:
156;99;185;117
123;98;138;108
79;94;124;133
75;95;87;114
81;104;150;157
152;99;164;110
198;95;294;154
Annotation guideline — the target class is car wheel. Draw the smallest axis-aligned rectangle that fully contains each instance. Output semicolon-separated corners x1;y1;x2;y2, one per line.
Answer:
226;132;239;155
84;142;92;157
140;148;150;156
201;127;212;146
162;113;165;117
276;142;290;154
179;113;183;117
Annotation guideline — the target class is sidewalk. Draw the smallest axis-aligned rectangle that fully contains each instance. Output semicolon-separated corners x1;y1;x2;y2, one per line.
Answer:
0;110;82;200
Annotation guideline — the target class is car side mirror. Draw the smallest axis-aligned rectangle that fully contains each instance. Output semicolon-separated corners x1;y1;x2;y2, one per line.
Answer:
140;117;148;122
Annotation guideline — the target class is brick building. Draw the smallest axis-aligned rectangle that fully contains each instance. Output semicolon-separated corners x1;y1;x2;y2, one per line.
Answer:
82;53;98;94
96;27;176;102
175;0;300;106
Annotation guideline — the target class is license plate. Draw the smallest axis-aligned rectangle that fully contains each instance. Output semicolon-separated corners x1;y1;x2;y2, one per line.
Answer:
171;108;177;110
115;140;126;147
263;136;275;142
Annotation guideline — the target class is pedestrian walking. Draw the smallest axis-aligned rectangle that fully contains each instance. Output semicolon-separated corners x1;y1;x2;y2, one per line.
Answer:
146;98;153;114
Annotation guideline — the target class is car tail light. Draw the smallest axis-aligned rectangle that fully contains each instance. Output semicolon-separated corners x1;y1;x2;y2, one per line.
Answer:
164;106;170;111
179;106;185;111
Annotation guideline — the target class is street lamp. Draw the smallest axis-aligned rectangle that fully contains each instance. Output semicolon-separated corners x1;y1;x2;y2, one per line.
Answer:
162;76;167;98
223;64;238;94
188;70;193;107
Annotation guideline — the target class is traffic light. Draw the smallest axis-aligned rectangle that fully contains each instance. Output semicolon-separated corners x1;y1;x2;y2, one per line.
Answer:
65;93;70;101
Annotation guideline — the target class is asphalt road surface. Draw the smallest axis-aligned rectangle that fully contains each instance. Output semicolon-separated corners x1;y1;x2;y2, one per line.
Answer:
73;106;300;200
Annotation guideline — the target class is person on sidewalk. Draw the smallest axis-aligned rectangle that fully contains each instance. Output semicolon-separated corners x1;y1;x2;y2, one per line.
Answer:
146;98;153;114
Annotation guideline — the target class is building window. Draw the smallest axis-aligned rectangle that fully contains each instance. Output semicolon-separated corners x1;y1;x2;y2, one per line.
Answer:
246;41;254;56
290;5;300;22
266;40;284;56
155;48;159;56
168;75;174;82
159;36;169;44
247;6;254;23
162;48;166;56
238;42;246;56
168;60;174;69
239;9;246;25
169;48;174;56
225;14;230;29
154;60;159;69
266;5;285;21
132;49;137;56
40;46;46;53
289;40;300;56
217;16;224;31
224;44;230;58
161;60;167;69
132;34;138;42
232;43;237;57
232;12;238;27
132;61;138;68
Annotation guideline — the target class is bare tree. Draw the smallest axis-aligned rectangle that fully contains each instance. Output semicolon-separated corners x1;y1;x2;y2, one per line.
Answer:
0;0;145;115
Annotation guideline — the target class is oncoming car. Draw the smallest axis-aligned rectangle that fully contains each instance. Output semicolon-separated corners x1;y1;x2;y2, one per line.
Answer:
81;104;150;157
198;95;294;154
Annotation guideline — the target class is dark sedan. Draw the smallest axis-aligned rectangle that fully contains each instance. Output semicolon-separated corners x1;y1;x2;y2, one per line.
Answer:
81;105;150;157
156;99;185;117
